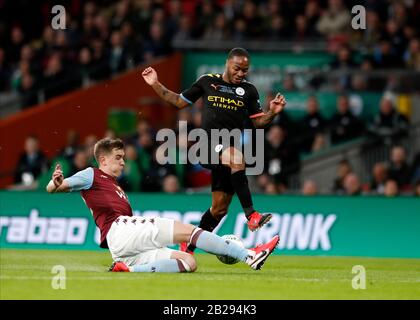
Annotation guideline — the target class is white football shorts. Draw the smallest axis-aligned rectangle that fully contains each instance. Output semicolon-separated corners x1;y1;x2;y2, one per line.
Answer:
106;216;175;266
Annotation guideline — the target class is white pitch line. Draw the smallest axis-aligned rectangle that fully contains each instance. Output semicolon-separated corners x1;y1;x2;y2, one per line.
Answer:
1;264;105;272
0;275;136;281
1;275;419;283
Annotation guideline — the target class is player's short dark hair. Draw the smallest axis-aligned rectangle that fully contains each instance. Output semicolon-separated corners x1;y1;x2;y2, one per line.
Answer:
227;47;250;60
94;138;125;162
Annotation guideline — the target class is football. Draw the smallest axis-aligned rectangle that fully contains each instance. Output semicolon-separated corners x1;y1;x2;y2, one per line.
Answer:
216;234;244;265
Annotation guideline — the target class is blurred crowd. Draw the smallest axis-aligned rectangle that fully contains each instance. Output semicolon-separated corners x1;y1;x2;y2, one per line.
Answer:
1;0;420;109
10;92;419;197
301;144;420;197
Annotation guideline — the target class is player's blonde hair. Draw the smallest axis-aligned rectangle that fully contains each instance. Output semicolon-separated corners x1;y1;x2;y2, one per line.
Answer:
94;138;124;162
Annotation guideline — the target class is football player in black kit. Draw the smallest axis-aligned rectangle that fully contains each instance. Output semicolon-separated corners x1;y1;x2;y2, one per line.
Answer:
142;48;286;254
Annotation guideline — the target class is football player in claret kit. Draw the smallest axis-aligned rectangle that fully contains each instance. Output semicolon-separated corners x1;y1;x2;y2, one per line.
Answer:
142;47;286;254
46;138;279;272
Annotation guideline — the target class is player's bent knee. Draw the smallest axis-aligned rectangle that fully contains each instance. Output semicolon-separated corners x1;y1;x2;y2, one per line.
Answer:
179;256;197;272
172;251;197;272
187;257;197;272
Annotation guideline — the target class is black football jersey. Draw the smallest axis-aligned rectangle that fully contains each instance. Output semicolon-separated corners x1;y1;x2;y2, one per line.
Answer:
181;74;264;133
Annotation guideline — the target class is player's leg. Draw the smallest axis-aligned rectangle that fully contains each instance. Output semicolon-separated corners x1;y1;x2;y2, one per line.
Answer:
220;146;253;215
181;165;233;253
175;221;247;261
195;144;234;235
110;248;197;273
132;250;196;273
201;165;235;233
204;191;233;232
220;146;272;231
184;190;233;253
175;221;247;260
174;221;280;270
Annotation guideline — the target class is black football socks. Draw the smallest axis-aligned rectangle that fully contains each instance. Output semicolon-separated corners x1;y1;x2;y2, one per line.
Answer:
230;170;255;217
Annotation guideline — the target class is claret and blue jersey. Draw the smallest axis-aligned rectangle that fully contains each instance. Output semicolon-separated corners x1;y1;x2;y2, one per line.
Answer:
65;167;132;248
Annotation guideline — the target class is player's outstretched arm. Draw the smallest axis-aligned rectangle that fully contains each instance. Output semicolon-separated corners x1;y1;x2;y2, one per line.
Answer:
251;93;286;128
142;67;189;109
46;163;70;193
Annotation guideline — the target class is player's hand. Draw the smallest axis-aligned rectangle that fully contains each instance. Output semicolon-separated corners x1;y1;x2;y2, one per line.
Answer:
52;163;64;188
142;67;158;86
269;93;286;114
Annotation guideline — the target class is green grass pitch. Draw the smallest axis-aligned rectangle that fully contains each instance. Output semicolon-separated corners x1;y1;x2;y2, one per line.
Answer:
1;249;419;300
